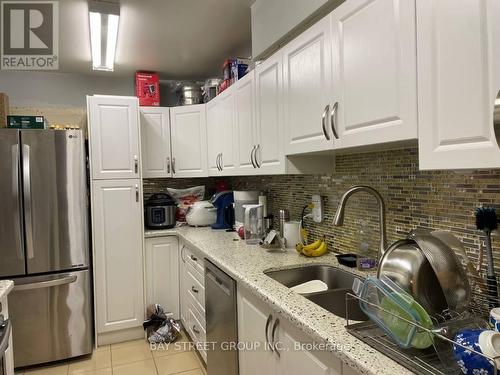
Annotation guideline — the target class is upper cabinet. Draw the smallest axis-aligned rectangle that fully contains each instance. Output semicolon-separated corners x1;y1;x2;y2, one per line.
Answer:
207;89;238;176
417;0;500;169
140;107;172;178
170;104;209;178
234;71;259;175
255;50;286;174
283;16;334;155
330;0;418;149
88;96;141;180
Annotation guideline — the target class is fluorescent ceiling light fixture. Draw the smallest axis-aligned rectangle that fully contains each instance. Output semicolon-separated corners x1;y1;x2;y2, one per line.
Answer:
89;0;120;71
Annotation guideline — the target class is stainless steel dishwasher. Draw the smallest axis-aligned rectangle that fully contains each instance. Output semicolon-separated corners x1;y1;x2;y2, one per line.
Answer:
205;260;238;375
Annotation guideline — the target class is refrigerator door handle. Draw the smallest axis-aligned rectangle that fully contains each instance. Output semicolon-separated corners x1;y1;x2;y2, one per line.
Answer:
12;144;24;260
22;144;35;259
14;275;77;291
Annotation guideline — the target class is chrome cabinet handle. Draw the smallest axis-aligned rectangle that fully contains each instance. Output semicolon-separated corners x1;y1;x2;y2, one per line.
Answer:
192;325;200;334
322;104;330;140
271;318;280;357
134;155;138;173
135;184;139;202
22;144;34;260
215;154;220;171
172;157;176;174
166;156;171;174
250;146;257;168
265;314;273;352
180;246;186;263
14;275;77;291
255;145;261;168
220;153;223;171
191;286;199;293
330;101;339;139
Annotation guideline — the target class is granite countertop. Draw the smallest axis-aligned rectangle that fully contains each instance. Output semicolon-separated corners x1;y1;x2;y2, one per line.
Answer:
0;280;14;300
145;227;413;375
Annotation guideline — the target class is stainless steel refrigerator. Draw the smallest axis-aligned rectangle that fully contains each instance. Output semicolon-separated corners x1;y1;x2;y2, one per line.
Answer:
0;129;93;368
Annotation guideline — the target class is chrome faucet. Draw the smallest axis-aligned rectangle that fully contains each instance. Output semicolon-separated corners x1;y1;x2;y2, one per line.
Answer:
333;186;387;260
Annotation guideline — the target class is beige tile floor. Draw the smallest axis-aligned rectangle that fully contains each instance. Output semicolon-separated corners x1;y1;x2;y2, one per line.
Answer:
16;333;206;375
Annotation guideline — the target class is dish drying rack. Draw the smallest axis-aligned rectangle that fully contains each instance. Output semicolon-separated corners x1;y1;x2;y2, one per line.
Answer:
345;273;500;375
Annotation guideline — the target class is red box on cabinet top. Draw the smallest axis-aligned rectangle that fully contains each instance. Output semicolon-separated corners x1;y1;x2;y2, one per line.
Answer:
135;72;160;106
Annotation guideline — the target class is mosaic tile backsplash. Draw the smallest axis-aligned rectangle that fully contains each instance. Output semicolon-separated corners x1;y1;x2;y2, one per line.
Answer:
144;147;500;271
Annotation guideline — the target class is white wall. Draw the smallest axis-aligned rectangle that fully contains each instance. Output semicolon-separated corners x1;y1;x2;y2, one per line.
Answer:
251;0;344;58
0;71;134;108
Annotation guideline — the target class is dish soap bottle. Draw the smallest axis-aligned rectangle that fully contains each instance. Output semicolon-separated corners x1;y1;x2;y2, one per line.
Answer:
356;220;377;270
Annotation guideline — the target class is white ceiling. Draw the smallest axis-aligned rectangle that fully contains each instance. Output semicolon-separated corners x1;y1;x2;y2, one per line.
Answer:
59;0;253;79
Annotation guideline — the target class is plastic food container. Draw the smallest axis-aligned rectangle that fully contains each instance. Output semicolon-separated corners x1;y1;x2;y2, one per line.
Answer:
353;276;433;349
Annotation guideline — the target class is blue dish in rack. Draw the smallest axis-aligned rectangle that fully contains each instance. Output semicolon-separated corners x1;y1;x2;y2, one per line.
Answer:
453;329;500;374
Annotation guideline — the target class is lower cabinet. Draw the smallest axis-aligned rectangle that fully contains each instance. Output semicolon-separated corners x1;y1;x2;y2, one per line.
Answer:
237;285;346;375
92;179;145;344
179;241;207;363
145;237;180;319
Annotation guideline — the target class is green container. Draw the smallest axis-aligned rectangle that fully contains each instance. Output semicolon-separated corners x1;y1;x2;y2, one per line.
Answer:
7;115;45;129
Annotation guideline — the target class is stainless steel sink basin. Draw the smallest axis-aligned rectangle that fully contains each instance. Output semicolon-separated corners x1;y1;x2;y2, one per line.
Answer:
264;265;368;321
264;265;358;290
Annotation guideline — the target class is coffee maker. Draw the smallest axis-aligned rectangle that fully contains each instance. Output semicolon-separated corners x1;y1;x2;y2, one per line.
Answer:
210;191;234;230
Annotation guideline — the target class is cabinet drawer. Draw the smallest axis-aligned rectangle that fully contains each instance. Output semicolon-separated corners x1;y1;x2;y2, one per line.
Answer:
186;302;207;363
189;303;206;343
184;246;204;276
186;268;205;313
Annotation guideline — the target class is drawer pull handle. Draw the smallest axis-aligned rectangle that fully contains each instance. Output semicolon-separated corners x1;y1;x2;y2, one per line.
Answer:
265;314;273;352
190;255;198;262
192;325;200;334
191;286;199;294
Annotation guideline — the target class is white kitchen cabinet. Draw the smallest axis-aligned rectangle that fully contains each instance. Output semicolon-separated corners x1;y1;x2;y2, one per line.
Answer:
170;104;208;177
140;107;172;178
330;0;418;149
283;16;334;155
237;286;276;374
255;50;286;174
234;71;259;175
237;286;342;375
206;98;222;176
416;0;500;169
87;96;141;180
145;237;179;319
206;89;238;176
179;241;206;363
92;179;144;336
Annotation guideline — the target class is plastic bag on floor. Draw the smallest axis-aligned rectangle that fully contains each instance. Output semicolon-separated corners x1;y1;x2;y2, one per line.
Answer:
143;304;181;344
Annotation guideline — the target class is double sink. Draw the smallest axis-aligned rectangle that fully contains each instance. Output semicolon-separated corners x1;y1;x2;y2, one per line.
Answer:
264;265;368;321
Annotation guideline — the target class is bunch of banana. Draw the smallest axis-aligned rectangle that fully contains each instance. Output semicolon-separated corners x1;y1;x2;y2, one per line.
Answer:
295;237;327;257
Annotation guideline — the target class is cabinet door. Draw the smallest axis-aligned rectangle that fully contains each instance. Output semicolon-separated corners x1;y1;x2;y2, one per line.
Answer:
283;16;334;155
140;107;171;178
417;0;500;169
145;237;179;319
331;0;417;149
255;50;286;174
234;71;259;175
92;179;144;333
237;286;276;375
276;319;342;375
218;89;238;175
88;96;141;180
170;104;209;177
206;97;223;176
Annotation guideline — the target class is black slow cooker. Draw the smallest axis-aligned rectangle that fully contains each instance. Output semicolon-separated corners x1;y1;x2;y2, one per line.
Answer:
144;193;176;229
